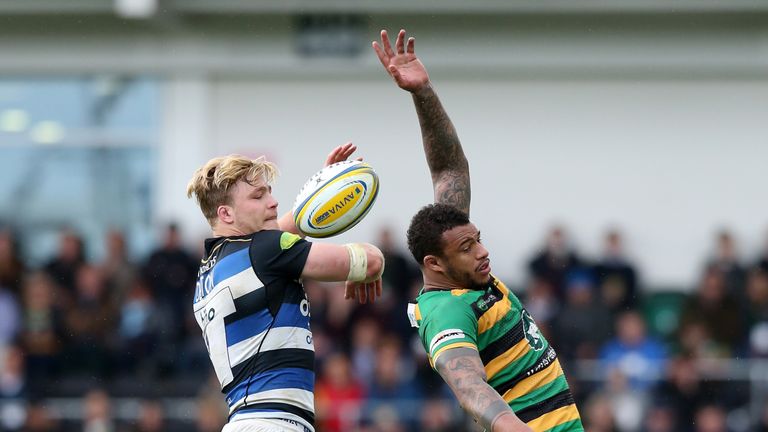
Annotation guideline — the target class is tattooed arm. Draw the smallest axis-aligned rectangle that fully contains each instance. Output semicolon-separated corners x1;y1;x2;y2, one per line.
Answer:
373;28;471;215
435;348;532;432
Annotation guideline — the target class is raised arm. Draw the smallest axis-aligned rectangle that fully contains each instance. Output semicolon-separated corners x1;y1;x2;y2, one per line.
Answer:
435;348;533;432
373;29;471;215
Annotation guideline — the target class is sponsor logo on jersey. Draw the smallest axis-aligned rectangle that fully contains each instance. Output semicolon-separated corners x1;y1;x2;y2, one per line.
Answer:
522;310;545;351
429;328;466;355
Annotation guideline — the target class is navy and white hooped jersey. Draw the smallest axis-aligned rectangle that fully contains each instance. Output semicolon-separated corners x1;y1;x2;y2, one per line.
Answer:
193;230;315;431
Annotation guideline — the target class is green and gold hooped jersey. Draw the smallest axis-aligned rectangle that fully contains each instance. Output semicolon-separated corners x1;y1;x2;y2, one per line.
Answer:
407;277;584;432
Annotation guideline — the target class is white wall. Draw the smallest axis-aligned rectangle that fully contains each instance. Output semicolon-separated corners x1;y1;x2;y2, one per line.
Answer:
203;77;768;288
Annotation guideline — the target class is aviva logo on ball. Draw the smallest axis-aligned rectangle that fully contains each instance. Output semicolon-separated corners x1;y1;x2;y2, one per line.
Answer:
292;160;380;238
314;184;364;225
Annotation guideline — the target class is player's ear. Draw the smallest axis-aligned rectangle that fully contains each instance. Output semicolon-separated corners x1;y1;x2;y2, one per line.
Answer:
217;205;235;224
423;255;444;273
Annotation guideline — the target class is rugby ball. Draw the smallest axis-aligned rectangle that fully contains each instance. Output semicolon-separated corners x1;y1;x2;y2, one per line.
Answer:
292;160;380;238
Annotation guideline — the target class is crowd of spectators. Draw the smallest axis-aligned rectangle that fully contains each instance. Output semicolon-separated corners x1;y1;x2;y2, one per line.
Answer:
1;223;767;431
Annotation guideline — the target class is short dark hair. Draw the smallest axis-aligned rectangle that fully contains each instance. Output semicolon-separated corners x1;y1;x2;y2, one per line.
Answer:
407;203;470;265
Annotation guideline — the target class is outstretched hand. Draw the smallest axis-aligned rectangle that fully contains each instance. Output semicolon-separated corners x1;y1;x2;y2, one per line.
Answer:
344;278;383;304
324;142;362;167
373;29;430;93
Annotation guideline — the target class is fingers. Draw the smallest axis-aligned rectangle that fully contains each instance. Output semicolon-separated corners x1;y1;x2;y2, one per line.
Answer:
358;283;367;304
376;279;382;298
372;41;389;69
381;29;395;58
395;29;406;54
406;37;415;54
325;142;357;166
344;281;355;300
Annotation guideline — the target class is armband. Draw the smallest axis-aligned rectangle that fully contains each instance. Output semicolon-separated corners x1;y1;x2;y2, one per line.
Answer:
344;243;368;282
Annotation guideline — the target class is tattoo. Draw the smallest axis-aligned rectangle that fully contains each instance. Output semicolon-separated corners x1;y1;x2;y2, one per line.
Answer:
435;348;515;430
412;85;471;216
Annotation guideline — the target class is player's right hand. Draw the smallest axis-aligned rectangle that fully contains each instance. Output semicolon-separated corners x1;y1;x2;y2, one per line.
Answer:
344;278;382;304
373;29;430;93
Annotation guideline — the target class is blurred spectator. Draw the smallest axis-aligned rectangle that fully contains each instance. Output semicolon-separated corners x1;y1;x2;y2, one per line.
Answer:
194;397;226;432
603;368;648;431
44;228;86;294
599;310;666;391
18;272;64;384
582;393;618;432
0;345;27;431
82;389;115;432
142;223;197;340
23;399;59;432
375;226;421;342
100;229;138;307
679;265;745;356
131;399;165;432
551;270;611;363
522;277;559;340
0;283;20;345
350;317;381;388
363;335;422;430
116;278;163;377
0;228;25;295
418;398;460;432
528;226;584;301
62;265;115;376
707;230;746;305
644;404;677;432
693;404;730;432
653;354;719;432
593;229;640;313
757;231;768;273
315;352;365;432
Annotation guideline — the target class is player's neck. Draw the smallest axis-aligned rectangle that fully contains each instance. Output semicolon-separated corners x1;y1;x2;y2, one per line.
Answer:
422;272;467;292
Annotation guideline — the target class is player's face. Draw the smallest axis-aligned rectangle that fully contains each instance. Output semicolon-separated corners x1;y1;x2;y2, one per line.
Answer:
228;177;279;233
439;223;492;289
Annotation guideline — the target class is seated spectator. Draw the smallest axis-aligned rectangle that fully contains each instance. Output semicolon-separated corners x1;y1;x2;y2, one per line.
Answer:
100;228;138;307
593;229;640;314
582;392;618;432
23;399;59;432
551;270;612;363
528;225;584;302
315;352;365;432
707;230;746;305
62;265;115;376
0;283;20;345
653;354;719;432
362;335;422;429
599;310;667;391
116;278;164;377
0;228;25;295
679;265;745;356
82;388;115;432
132;399;165;432
18;272;65;383
693;404;729;432
44;228;86;295
0;345;27;431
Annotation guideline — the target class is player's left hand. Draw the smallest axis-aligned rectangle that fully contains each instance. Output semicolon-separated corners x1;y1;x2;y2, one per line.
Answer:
324;142;363;167
344;278;382;304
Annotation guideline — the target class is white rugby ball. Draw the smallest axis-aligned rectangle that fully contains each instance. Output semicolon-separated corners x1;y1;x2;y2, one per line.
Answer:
292;160;380;238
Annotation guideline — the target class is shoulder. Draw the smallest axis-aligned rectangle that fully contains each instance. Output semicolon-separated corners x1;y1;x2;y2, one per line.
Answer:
416;290;479;321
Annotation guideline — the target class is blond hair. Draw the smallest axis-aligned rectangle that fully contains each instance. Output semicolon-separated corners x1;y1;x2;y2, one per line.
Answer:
186;155;278;225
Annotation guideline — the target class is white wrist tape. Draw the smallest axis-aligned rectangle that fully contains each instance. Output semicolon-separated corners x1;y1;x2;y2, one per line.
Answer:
344;243;368;282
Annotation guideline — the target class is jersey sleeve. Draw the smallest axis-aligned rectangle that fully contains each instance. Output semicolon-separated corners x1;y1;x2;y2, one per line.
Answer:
249;230;312;279
417;297;479;368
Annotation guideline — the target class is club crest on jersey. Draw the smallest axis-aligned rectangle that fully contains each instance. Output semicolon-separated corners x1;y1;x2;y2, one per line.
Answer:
522;310;544;351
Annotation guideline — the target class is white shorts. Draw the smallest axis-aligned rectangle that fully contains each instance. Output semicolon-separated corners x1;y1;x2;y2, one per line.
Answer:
222;418;311;432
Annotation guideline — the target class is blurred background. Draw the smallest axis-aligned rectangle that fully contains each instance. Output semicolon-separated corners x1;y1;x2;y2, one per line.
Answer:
1;0;767;431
